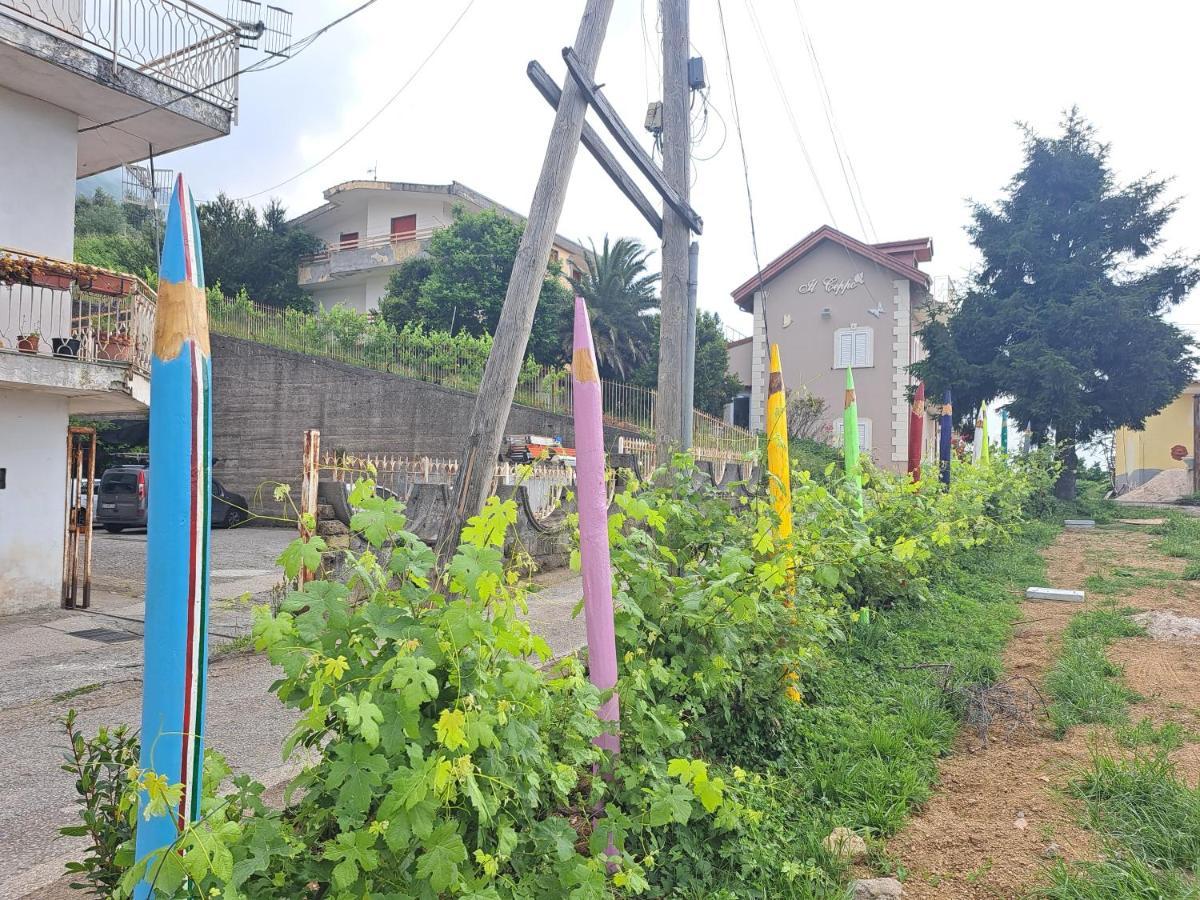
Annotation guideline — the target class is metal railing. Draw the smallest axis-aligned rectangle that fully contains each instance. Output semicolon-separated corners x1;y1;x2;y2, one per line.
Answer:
299;226;439;265
207;295;757;455
1;0;240;111
0;248;156;379
322;451;577;520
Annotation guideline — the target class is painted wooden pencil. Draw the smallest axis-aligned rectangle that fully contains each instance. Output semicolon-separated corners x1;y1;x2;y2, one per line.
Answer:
906;381;925;481
571;297;619;754
134;174;212;898
765;344;793;540
843;366;863;510
939;389;953;487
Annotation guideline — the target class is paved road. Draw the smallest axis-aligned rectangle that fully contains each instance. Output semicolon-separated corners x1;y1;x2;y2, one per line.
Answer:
90;524;294;600
0;529;585;898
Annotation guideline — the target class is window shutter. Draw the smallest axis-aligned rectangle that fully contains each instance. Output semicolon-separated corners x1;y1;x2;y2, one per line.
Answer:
853;331;870;367
837;332;854;368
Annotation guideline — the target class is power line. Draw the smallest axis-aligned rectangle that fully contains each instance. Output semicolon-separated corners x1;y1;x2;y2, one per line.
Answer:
715;0;770;332
790;0;877;241
79;0;381;135
235;0;477;201
740;0;842;233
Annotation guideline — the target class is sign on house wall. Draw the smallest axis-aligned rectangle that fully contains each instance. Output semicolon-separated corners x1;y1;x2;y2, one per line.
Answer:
797;272;865;297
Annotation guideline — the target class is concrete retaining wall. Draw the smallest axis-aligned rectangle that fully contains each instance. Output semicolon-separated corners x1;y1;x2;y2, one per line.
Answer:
210;335;639;516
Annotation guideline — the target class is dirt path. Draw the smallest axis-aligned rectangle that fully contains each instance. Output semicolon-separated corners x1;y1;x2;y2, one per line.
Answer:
887;525;1199;898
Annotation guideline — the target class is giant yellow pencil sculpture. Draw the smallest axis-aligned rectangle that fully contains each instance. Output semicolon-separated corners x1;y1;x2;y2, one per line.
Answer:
766;344;792;540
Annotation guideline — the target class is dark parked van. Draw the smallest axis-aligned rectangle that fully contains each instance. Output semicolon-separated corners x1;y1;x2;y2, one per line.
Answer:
95;465;249;532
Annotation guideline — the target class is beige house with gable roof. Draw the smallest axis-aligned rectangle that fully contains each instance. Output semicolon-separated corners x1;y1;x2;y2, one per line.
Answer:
727;225;935;473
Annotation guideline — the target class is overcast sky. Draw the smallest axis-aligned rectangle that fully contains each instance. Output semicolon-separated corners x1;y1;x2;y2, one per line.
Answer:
148;0;1200;337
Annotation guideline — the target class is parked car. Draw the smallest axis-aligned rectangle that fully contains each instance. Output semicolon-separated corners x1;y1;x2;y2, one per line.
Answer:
95;465;249;532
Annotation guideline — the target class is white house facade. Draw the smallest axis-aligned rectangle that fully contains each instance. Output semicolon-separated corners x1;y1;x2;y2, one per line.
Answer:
0;1;246;613
726;225;936;473
291;180;589;313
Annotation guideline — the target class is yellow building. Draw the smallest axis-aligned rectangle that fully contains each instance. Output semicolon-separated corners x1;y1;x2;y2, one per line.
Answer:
1114;383;1199;492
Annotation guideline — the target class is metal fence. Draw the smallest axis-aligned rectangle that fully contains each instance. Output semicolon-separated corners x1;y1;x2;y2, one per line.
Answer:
0;248;156;378
1;0;240;110
322;451;578;520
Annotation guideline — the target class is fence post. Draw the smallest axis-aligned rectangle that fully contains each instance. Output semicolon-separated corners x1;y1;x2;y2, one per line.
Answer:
299;429;321;585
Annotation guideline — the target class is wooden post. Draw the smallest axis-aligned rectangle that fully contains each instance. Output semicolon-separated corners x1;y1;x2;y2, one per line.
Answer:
906;382;925;481
844;366;863;511
766;344;792;540
572;298;619;750
299;429;320;585
1193;394;1200;495
656;0;689;460
939;389;953;488
437;0;614;559
81;428;95;608
134;174;213;899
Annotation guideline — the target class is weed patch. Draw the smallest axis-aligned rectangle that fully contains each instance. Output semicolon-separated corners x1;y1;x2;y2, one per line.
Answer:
1045;606;1143;736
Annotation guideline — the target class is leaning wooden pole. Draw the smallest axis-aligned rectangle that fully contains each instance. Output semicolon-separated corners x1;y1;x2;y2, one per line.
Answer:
134;174;212;898
765;344;792;540
906;381;925;481
572;297;619;753
437;0;614;560
843;366;863;511
939;390;953;488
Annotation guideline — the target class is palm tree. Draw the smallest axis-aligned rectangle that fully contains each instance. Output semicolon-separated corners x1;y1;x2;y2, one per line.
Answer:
568;237;660;380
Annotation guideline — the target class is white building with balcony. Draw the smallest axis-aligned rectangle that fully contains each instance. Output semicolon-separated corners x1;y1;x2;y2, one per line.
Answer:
0;0;247;613
291;180;590;313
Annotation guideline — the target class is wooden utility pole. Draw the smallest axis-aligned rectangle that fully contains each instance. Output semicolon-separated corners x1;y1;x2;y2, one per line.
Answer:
656;0;690;460
437;0;614;556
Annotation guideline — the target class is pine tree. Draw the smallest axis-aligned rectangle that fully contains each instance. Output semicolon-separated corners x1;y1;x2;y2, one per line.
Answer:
915;110;1198;498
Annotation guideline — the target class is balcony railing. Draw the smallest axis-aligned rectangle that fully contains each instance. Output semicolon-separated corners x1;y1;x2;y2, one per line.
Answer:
0;0;240;111
298;226;439;266
0;249;156;379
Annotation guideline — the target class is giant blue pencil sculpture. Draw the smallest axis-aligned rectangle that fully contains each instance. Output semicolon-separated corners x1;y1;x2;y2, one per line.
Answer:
939;389;953;487
134;174;212;897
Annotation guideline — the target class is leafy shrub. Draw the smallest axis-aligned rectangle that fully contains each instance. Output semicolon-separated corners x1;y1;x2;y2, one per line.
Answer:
82;448;1056;898
59;710;140;895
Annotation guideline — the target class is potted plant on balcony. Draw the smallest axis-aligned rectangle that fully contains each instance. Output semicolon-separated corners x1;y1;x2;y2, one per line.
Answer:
30;264;72;291
52;335;82;358
82;270;133;297
97;323;133;362
17;330;41;353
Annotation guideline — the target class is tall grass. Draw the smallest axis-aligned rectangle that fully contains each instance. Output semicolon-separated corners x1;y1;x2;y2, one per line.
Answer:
1045;606;1144;736
1037;751;1200;898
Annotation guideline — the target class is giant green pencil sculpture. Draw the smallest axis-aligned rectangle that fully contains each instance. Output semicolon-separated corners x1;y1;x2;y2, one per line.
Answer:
844;366;863;510
134;174;212;899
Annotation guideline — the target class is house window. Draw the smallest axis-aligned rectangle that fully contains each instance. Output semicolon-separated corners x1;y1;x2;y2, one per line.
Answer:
834;417;872;453
338;231;359;250
569;264;582;281
390;214;416;241
550;249;560;263
834;326;873;369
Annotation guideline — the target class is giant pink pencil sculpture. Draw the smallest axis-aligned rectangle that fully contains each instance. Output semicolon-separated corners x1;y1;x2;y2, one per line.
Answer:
572;296;619;754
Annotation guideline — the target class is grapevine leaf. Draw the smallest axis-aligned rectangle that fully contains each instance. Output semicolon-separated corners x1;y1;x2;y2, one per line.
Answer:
415;821;468;892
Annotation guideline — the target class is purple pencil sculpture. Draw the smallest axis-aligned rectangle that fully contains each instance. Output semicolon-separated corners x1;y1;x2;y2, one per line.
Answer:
571;296;620;754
